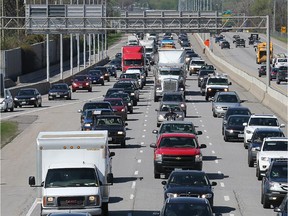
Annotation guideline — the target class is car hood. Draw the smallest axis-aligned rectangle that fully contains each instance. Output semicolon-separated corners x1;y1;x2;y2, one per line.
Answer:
156;147;201;155
93;126;124;131
112;106;125;111
214;102;241;107
225;125;245;130
165;185;212;195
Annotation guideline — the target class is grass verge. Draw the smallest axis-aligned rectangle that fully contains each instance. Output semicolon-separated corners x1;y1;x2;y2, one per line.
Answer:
1;121;18;149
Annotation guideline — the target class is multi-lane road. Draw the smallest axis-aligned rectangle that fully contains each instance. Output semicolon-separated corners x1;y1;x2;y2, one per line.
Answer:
1;33;287;216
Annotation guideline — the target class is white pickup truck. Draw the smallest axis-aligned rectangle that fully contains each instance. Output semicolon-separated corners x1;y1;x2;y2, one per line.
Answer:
256;137;288;180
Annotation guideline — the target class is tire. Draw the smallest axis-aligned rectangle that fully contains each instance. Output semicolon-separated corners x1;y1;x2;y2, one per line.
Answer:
39;102;42;107
154;173;160;179
224;135;228;142
129;109;133;114
101;202;109;216
248;156;254;167
72;89;76;92
108;79;110;82
120;140;126;148
10;105;14;112
276;80;280;84
34;102;38;107
205;96;209;101
88;88;92;92
213;111;217;117
48;98;52;101
102;83;104;86
262;195;270;209
133;101;137;106
157;123;160;127
4;105;8;112
256;166;262;180
201;91;205;96
154;96;158;102
259;74;261;77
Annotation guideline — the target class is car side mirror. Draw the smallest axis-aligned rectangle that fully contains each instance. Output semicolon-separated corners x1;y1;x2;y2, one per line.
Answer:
274;207;281;212
247;139;251;143
197;131;203;135
229;82;232;85
243;123;248;126
109;152;115;157
125;123;128;126
280;124;285;128
211;182;217;186
200;144;207;149
28;176;36;186
150;143;157;148
161;181;167;185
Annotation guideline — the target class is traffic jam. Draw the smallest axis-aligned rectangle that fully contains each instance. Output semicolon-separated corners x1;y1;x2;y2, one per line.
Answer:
2;32;287;216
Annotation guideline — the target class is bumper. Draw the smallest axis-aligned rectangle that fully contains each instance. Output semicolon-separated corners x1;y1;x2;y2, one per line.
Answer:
14;100;36;106
224;131;244;140
48;94;70;99
154;161;202;175
214;109;226;117
264;191;286;203
72;86;91;91
108;135;125;144
42;207;102;216
91;79;104;84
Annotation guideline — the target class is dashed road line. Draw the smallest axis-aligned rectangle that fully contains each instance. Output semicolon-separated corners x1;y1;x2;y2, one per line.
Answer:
131;181;136;189
220;182;225;187
137;159;141;163
224;196;230;201
209;143;212;146
212;150;215;154
206;136;209;139
215;160;219;164
204;130;207;133
130;194;134;200
141;142;144;145
142;135;145;138
139;150;143;153
134;170;139;175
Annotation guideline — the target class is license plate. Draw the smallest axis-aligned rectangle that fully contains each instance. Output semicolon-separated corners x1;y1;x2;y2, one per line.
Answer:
56;95;60;97
21;101;26;104
79;86;83;88
108;137;112;141
238;134;244;138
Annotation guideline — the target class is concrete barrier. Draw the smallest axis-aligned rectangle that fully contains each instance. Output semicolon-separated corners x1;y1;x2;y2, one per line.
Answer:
195;34;287;121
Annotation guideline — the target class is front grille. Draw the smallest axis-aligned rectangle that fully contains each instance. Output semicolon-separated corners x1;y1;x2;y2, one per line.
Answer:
162;155;195;165
163;80;178;92
222;107;228;111
58;196;85;207
108;131;117;136
178;193;200;198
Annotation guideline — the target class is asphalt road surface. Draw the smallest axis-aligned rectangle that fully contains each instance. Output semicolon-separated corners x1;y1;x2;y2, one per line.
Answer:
1;33;287;216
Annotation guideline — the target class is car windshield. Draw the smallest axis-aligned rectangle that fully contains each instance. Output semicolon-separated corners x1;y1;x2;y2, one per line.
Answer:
84;110;94;119
107;100;123;106
114;83;133;89
227;109;251;117
270;165;288;180
74;76;86;81
18;89;35;96
83;103;110;112
164;203;211;216
89;70;102;76
192;61;205;65
199;70;214;77
278;59;287;62
163;95;183;102
45;168;98;188
262;141;288;151
160;137;197;148
228;116;250;126
207;78;228;85
51;85;67;90
249;118;278;126
120;74;138;79
160;124;196;134
95;117;123;126
169;173;209;186
216;95;238;103
252;131;284;143
124;60;143;66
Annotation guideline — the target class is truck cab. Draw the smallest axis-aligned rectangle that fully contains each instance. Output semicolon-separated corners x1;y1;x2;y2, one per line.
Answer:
28;131;115;216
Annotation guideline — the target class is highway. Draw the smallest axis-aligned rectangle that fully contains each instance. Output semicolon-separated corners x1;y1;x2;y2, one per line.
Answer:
205;32;288;96
1;33;287;216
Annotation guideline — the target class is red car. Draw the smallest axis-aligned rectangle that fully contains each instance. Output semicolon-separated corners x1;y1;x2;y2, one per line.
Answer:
71;75;92;92
150;133;207;179
104;98;127;121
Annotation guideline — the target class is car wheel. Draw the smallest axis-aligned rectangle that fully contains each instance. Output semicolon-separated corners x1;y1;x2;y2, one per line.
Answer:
262;195;270;209
276;80;280;84
201;91;205;96
259;74;261;77
133;101;137;106
34;102;38;107
19;105;22;108
248;156;254;167
154;173;160;179
38;102;42;107
130;109;133;114
120;140;126;148
48;98;52;100
101;202;109;216
256;166;262;180
72;89;76;92
224;135;228;142
102;83;104;86
244;142;248;149
213;112;217;117
88;88;92;92
205;96;209;101
10;105;14;112
157;123;160;127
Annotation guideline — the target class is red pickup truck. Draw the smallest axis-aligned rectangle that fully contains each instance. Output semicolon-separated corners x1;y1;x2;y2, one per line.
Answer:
150;133;207;179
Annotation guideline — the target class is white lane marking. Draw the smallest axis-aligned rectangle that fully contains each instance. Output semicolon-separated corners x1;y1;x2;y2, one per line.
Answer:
224;196;230;201
134;170;139;175
204;130;207;133
145;115;148;117
137;159;141;163
196;112;199;114
130;194;134;200
220;182;225;187
142;135;145;138
140;150;143;153
192;103;195;105
209;143;212;146
206;136;209;139
26;198;41;216
145;119;147;122
202;125;205;127
212;150;215;154
146;111;149;114
141;142;144;145
144;124;147;127
215;160;219;164
200;120;203;122
143;129;146;132
131;181;136;189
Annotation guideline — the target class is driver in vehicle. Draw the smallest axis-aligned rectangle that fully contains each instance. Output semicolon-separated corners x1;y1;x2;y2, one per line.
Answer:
164;108;177;120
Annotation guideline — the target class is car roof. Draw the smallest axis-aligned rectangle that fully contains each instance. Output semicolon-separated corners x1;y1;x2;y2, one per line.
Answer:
227;106;250;111
254;127;283;132
170;170;205;175
161;121;194;125
264;137;288;141
250;114;277;118
216;91;238;96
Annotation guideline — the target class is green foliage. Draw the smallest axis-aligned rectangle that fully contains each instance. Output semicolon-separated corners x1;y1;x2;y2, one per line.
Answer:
107;32;122;47
250;0;271;16
148;0;178;10
0;121;18;149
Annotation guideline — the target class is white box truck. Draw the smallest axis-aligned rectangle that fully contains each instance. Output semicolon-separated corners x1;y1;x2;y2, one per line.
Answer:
29;131;115;216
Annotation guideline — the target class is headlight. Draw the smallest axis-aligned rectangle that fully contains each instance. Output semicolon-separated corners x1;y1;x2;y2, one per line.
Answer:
195;154;202;162
131;93;135;96
246;130;252;134
208;88;212;91
87;195;100;206
261;157;269;161
180;103;185;107
128;103;132;106
216;106;222;109
155;154;162;162
200;77;203;80
43;196;56;207
167;193;178;198
141;76;144;78
100;76;104;79
179;88;184;91
105;73;108;76
178;115;183;118
201;193;213;199
84;123;91;127
117;131;124;135
121;108;125;112
156;87;161;90
86;82;90;85
14;98;18;101
224;88;228;91
30;97;36;100
227;129;234;133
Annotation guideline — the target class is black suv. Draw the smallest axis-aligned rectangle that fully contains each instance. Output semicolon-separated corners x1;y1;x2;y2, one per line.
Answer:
261;159;288;208
94;66;110;82
221;41;230;49
276;66;288;84
197;69;215;87
113;80;140;106
92;115;127;147
235;39;246;48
